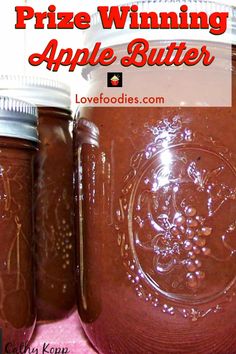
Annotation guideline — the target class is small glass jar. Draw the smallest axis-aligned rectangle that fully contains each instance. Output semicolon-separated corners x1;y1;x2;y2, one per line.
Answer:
0;77;75;322
0;96;38;350
75;2;236;354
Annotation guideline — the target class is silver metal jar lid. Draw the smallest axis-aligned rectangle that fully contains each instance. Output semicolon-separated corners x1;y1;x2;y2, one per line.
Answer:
0;96;39;143
0;75;71;110
84;0;236;49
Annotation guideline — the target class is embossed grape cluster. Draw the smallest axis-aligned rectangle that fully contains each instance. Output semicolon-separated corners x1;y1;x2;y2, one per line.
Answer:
172;206;212;290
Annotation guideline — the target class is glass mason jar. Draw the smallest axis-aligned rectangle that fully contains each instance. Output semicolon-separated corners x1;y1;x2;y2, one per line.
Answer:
0;96;38;350
74;2;236;354
0;77;75;322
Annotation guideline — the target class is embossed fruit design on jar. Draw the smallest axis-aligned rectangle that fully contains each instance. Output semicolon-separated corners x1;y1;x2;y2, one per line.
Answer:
0;76;75;322
0;96;38;349
74;2;236;353
76;108;236;353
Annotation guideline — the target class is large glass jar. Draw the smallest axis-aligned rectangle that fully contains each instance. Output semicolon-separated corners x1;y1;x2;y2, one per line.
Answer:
75;3;236;354
0;96;38;350
0;77;75;322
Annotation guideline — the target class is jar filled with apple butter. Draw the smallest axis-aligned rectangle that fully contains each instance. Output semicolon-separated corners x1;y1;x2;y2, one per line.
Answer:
0;96;38;350
75;2;236;353
0;76;75;322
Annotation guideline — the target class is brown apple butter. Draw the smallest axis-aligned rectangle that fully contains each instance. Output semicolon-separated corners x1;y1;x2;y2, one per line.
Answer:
76;103;236;353
75;9;236;354
0;96;38;350
0;77;75;322
35;106;75;321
